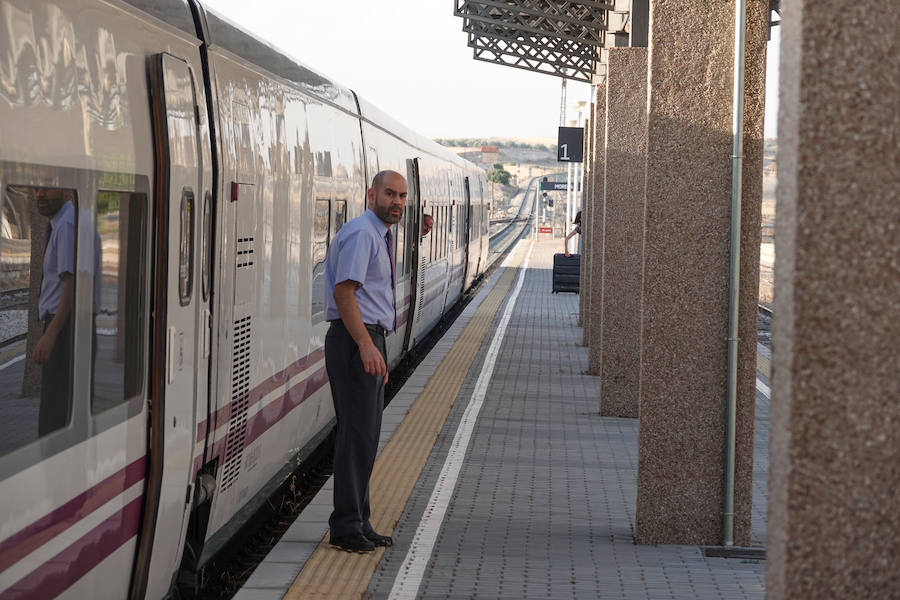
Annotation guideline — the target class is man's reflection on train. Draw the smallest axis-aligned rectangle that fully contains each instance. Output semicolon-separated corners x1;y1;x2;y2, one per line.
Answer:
33;188;76;436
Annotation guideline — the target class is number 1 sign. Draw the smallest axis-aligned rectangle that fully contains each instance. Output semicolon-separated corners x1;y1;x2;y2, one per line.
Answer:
557;127;584;162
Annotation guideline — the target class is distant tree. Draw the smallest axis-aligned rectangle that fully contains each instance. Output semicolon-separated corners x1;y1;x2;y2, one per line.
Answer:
487;164;511;185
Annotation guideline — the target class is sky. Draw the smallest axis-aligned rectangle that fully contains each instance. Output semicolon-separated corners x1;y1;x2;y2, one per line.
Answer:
199;0;780;141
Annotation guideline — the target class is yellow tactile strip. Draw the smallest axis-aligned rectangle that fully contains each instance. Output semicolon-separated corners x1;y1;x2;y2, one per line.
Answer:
284;244;527;600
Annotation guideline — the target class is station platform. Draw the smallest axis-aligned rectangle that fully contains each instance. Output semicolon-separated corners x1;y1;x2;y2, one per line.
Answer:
236;237;769;600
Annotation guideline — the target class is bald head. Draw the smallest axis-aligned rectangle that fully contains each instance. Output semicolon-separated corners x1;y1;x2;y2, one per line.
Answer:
367;170;407;225
371;170;404;191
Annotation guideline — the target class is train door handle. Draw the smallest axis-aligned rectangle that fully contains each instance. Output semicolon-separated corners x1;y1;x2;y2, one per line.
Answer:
166;326;183;384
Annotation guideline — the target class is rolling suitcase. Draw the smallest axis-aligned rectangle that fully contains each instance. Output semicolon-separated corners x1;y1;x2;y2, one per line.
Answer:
552;253;580;293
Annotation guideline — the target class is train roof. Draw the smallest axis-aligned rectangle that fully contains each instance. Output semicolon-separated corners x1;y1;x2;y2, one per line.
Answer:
122;0;479;172
121;0;197;37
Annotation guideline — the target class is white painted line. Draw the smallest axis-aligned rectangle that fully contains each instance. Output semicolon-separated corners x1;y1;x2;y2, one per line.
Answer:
387;240;535;600
0;352;25;372
756;377;771;399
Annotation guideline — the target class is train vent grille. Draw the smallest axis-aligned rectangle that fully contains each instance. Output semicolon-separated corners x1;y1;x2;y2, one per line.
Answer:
417;256;426;313
221;315;252;491
236;237;255;268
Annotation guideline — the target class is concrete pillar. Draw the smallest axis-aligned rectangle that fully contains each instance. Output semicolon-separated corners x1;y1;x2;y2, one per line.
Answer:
767;1;900;597
578;113;591;333
598;48;647;418
586;87;607;376
634;0;768;545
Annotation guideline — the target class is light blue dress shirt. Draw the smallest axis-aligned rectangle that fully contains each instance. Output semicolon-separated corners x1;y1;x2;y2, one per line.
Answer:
325;209;396;331
39;201;76;320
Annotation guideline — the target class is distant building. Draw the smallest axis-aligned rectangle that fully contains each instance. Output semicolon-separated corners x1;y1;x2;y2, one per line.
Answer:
481;145;499;164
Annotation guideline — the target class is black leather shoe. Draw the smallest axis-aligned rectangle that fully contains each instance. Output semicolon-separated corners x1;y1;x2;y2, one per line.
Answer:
363;531;393;547
329;533;375;553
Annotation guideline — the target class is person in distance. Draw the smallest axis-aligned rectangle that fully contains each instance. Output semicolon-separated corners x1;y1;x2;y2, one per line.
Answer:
564;210;582;257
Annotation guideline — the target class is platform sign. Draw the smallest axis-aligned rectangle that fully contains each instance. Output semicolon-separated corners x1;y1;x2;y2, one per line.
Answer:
557;127;584;162
540;181;569;191
538;227;553;234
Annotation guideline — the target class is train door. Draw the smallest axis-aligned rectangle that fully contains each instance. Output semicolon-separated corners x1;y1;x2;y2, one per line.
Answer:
462;176;472;289
131;53;209;599
402;158;422;352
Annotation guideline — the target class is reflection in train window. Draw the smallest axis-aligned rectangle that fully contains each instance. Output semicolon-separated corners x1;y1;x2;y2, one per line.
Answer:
0;186;77;456
92;191;148;415
179;188;194;305
332;200;346;238
310;199;330;323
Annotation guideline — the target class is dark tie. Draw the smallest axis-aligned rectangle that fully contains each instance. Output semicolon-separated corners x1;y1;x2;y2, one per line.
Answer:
385;229;396;330
39;221;52;303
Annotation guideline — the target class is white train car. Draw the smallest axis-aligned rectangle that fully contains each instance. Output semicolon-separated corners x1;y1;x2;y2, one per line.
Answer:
0;0;490;598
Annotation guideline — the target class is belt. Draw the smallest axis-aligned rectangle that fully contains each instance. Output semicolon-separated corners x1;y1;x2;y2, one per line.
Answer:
329;320;387;338
364;323;387;338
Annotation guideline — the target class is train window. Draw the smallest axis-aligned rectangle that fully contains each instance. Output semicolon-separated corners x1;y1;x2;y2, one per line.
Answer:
439;207;445;257
178;188;194;305
428;207;441;261
402;206;414;276
92;191;148;414
310;199;330;323
394;217;404;280
201;191;212;302
438;207;442;258
0;186;77;456
441;207;447;257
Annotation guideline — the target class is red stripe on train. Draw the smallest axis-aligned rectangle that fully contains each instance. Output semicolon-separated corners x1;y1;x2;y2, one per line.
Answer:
0;497;143;599
0;457;146;575
196;347;326;443
193;366;331;477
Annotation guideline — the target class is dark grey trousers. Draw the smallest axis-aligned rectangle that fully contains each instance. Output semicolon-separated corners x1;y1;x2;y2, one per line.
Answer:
325;320;385;538
38;316;72;436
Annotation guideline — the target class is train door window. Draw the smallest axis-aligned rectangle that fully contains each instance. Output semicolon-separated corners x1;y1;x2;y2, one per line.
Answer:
201;191;212;301
0;185;77;456
178;188;194;305
405;202;416;275
92;191;148;414
310;198;330;323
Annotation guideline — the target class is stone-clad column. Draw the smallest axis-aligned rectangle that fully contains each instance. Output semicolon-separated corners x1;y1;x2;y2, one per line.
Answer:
635;0;767;545
578;114;591;333
768;1;900;597
598;48;647;418
586;87;607;376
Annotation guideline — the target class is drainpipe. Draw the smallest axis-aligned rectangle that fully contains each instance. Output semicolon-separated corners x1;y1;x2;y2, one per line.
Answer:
724;0;748;548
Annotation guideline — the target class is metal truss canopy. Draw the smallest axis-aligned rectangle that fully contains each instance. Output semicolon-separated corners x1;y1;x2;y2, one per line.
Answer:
455;0;611;82
468;32;597;82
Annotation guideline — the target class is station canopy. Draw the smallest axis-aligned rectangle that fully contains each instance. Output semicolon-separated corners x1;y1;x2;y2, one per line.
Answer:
454;0;613;83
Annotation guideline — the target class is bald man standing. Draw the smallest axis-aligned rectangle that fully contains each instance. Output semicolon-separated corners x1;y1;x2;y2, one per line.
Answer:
324;170;406;553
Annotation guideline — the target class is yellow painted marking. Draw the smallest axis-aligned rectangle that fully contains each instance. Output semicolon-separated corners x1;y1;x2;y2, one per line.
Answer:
284;243;529;600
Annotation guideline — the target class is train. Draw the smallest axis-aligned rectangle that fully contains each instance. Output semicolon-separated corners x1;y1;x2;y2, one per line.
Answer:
0;0;492;597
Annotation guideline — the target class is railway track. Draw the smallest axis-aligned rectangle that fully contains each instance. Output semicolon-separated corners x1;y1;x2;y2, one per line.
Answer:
0;287;28;311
